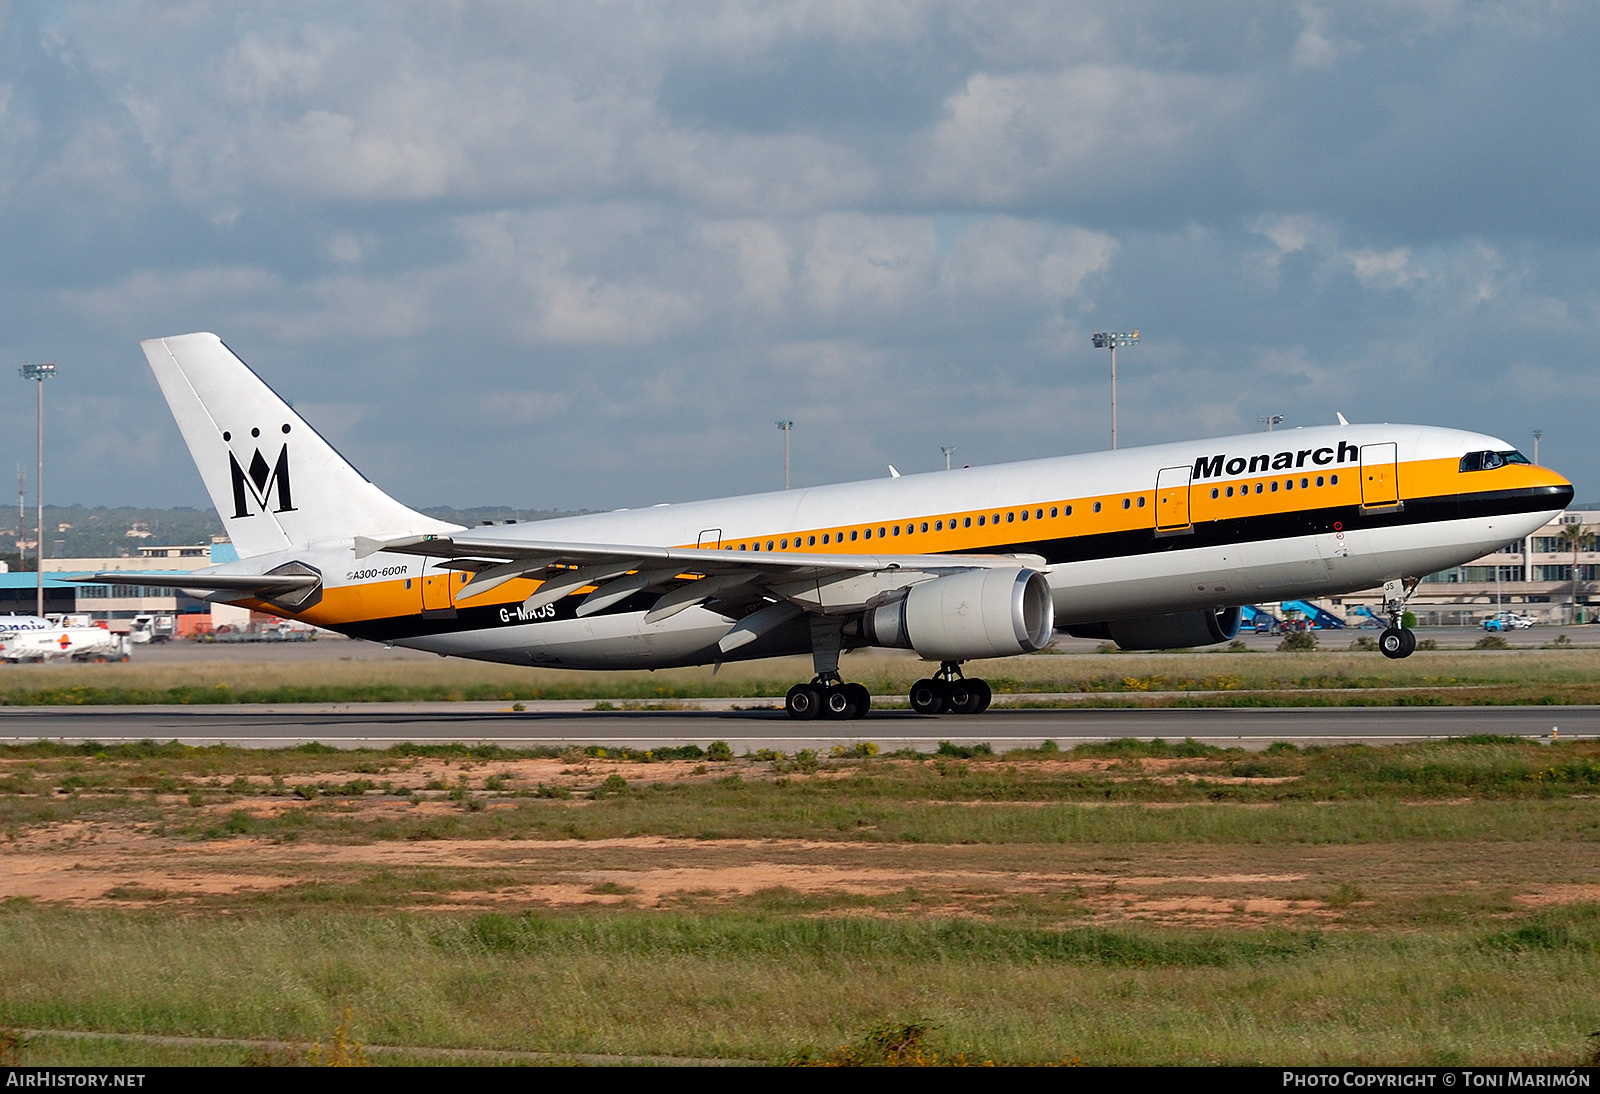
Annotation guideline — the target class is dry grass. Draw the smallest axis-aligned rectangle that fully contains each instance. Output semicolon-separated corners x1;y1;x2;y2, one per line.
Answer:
6;647;1600;705
2;735;1598;1066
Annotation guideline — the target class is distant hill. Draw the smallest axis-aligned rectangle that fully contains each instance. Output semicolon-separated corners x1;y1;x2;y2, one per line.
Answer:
0;503;591;570
415;505;591;528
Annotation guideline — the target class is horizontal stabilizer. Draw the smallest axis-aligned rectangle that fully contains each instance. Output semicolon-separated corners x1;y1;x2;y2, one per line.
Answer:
71;572;320;593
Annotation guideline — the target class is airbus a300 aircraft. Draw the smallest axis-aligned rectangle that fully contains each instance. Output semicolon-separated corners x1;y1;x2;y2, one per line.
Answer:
86;333;1573;719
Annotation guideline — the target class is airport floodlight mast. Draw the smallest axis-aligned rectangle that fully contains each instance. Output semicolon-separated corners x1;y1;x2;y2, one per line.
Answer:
1532;430;1543;466
19;362;56;617
775;420;793;490
1090;329;1139;449
942;446;955;471
1257;415;1284;432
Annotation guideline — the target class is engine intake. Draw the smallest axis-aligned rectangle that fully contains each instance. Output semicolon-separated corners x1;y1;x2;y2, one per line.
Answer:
863;569;1055;661
1067;607;1241;651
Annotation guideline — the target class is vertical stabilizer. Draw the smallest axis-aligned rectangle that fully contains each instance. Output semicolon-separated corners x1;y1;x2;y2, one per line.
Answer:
142;333;457;557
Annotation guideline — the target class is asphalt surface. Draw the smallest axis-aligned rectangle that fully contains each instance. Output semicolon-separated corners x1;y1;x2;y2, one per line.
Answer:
1;703;1592;751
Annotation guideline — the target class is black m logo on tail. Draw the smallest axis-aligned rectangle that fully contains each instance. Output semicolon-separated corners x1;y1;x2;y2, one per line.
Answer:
229;445;296;518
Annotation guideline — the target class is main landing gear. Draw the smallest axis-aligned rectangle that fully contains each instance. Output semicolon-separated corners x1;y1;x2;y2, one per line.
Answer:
785;616;870;720
1377;577;1419;660
909;662;992;716
785;675;871;721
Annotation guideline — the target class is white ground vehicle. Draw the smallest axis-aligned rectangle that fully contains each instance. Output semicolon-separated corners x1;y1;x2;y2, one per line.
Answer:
0;624;132;663
129;614;176;644
1483;612;1536;631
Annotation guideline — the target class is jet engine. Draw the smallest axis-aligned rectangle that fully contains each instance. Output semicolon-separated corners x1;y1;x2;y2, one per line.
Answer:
1066;606;1241;651
862;568;1055;661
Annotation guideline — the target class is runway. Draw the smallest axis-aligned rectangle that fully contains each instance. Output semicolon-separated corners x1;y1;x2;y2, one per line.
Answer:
1;703;1593;751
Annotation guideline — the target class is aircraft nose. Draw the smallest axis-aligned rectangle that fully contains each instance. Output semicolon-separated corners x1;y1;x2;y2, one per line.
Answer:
1540;468;1575;509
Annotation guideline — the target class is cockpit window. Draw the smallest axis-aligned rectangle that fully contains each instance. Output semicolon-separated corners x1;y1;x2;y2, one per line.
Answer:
1460;449;1530;472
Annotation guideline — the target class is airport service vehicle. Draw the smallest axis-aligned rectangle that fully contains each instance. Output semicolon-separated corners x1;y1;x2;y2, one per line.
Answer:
1483;612;1535;631
0;623;131;663
129;614;176;644
82;333;1574;718
1279;599;1346;630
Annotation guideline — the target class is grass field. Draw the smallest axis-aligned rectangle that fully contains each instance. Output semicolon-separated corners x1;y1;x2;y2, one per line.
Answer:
7;647;1600;706
1;735;1598;1065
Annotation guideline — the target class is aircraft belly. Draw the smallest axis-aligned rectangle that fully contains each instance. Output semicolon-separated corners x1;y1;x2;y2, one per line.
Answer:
395;605;743;670
1049;548;1245;623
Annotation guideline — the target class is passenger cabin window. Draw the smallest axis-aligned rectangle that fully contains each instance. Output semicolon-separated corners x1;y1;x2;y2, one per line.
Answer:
1093;502;1102;513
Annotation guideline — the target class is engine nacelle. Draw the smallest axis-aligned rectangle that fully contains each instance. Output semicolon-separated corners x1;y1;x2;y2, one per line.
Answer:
863;569;1055;661
1067;607;1241;651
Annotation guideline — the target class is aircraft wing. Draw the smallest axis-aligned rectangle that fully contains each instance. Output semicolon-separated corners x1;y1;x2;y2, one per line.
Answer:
361;532;1047;623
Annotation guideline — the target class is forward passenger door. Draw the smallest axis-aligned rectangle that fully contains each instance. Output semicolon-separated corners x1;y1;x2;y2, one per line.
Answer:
1155;466;1193;534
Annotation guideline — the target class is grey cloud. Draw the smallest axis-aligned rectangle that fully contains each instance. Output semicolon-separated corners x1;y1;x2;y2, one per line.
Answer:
2;1;1599;511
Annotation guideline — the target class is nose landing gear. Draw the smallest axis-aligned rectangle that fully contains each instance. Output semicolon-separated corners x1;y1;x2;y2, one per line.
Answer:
1377;577;1420;659
910;662;992;715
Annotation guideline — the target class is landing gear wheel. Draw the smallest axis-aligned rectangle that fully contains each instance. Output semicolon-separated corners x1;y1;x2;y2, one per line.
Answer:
844;683;871;719
1378;627;1414;660
786;684;822;720
823;686;858;720
909;678;947;715
946;678;994;715
971;679;992;713
947;680;981;715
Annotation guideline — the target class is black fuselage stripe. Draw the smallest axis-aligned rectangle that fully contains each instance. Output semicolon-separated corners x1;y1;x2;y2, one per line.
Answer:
337;485;1571;642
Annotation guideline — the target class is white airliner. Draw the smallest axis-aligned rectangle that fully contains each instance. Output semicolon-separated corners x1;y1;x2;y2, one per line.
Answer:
84;333;1573;719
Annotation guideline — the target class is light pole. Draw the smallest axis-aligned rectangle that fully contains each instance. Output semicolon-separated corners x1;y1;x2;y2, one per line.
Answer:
19;363;56;617
1091;329;1139;449
775;420;793;490
1531;430;1543;466
942;446;955;471
1257;415;1283;432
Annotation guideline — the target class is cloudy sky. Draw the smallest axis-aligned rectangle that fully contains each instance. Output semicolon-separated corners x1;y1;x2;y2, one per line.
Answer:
2;1;1597;515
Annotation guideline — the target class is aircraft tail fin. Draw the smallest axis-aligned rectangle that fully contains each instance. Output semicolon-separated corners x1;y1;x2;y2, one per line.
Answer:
141;333;457;558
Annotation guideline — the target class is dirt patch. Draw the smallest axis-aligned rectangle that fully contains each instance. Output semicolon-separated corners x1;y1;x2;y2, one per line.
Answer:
1514;884;1600;907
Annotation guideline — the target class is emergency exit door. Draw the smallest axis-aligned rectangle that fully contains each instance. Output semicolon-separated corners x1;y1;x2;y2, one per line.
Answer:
1360;443;1400;509
1155;465;1193;533
421;561;457;616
